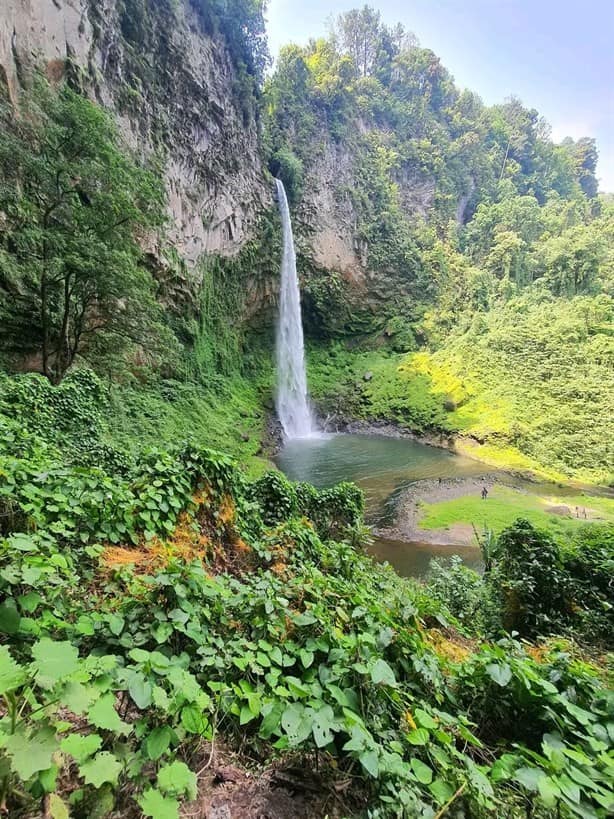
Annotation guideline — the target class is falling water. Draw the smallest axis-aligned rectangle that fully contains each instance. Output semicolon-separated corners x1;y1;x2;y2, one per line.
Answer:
275;178;316;439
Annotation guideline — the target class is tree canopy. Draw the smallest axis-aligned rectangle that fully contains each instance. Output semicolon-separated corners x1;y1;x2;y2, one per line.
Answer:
0;83;171;383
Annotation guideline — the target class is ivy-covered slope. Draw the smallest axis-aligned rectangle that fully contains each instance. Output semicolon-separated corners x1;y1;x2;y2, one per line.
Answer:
307;289;614;484
1;380;612;818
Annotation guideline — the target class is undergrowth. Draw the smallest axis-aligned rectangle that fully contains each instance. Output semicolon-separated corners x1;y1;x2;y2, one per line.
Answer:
0;403;612;818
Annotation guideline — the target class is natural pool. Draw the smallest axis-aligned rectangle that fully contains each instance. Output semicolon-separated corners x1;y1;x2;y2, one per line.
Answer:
275;432;611;577
275;432;489;576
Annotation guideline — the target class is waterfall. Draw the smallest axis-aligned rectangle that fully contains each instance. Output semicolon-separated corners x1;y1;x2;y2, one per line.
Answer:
275;178;316;439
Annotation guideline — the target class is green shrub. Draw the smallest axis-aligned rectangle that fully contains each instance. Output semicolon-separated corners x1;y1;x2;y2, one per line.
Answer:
425;556;483;626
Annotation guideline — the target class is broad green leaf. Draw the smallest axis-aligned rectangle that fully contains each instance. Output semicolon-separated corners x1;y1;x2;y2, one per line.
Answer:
414;708;437;730
157;760;197;800
152;622;173;643
259;703;283;739
299;650;314;669
80;752;122;788
181;704;208;735
61;733;102;764
75;616;95;636
5;726;57;781
485;663;512;687
411;758;433;784
293;612;317;626
285;676;311;698
359;749;379;778
469;767;494;798
281;703;312;746
152;685;170;710
564;701;593;726
0;601;21;635
430;778;455;804
370;658;396;687
0;646;26;694
557;774;581;804
407;728;429;746
514;766;546;792
31;638;79;689
490;753;520;782
88;693;130;734
311;705;335;748
270;646;283;665
138;788;179;819
18;591;42;613
342;726;369;753
240;704;257;725
107;614;124;636
145;726;173;760
128;671;153;709
38;763;59;793
60;682;98;715
537;776;561;807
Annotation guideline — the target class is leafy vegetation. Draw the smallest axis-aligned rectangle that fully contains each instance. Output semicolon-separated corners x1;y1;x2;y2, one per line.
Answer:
1;403;613;816
427;519;614;646
0;82;172;384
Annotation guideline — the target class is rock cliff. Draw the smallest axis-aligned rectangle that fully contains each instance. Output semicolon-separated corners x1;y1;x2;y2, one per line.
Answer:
0;0;271;270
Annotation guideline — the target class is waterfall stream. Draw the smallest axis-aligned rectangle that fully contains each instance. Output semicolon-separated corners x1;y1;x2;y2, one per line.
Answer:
275;179;316;439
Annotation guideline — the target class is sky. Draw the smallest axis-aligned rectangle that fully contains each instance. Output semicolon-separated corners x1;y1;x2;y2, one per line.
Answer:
266;0;614;191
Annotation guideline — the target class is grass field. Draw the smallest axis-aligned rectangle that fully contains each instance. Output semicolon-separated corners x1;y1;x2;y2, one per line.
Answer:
418;485;614;537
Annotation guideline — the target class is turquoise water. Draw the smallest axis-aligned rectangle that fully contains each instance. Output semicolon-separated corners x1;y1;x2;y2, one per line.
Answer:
275;433;488;576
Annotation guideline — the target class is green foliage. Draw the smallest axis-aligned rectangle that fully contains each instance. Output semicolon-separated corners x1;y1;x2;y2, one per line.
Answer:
189;0;269;83
562;525;614;642
423;292;614;484
0;80;173;383
307;342;456;432
270;146;304;204
0;381;612;816
249;471;364;540
307;288;613;484
425;556;483;626
455;639;614;817
490;519;570;636
426;518;614;647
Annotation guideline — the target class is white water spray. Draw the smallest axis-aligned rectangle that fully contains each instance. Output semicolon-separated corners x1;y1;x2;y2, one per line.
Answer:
275;178;316;439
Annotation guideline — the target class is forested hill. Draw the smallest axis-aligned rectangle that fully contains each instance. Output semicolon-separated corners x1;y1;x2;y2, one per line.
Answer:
265;7;613;484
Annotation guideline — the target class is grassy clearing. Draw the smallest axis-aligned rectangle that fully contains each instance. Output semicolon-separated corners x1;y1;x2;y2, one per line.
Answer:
418;485;614;537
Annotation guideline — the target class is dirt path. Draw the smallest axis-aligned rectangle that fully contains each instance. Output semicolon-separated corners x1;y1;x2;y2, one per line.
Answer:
181;743;355;819
374;474;500;547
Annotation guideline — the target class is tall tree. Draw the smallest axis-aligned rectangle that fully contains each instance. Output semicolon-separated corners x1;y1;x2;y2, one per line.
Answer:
333;5;385;78
0;82;168;383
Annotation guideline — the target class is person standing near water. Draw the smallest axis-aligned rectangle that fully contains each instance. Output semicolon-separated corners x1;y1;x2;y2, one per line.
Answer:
481;487;488;500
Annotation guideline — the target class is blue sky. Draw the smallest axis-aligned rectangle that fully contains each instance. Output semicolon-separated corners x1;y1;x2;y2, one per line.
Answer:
266;0;614;191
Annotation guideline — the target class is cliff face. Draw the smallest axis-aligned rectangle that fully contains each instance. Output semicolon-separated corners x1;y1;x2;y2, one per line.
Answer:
297;138;435;288
288;126;439;338
0;0;271;269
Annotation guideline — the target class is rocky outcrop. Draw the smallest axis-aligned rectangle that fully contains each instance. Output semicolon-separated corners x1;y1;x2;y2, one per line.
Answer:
292;124;438;335
0;0;272;268
298;141;365;283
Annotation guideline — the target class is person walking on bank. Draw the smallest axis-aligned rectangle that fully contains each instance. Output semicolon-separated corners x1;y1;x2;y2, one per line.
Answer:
481;486;488;500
